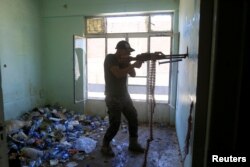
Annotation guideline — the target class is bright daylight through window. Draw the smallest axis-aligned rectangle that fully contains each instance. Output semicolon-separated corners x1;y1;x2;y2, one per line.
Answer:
86;13;173;102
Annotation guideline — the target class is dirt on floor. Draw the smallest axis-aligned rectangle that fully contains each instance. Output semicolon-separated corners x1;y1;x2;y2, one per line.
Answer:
74;123;183;167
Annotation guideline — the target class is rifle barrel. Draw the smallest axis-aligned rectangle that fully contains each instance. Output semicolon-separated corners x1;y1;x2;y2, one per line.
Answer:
129;52;188;62
158;59;182;64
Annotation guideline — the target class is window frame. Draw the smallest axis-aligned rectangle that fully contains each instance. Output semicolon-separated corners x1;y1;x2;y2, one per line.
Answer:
85;13;175;103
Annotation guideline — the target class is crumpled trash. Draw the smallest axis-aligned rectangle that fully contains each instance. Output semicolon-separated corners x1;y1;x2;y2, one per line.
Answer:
72;152;85;160
21;147;44;160
73;136;97;153
28;157;42;167
5;120;32;134
50;159;59;166
6;103;108;166
66;161;78;167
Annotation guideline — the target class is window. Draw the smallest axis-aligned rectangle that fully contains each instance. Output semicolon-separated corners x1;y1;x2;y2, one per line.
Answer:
107;16;148;33
87;38;105;98
86;13;173;103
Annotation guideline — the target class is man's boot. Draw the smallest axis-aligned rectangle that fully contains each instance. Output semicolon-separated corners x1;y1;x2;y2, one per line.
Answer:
128;137;145;153
101;142;115;157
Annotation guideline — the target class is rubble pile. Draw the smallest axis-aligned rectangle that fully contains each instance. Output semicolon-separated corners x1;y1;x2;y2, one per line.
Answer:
6;104;109;167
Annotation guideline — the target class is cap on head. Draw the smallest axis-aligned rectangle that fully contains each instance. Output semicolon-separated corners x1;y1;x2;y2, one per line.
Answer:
115;40;135;52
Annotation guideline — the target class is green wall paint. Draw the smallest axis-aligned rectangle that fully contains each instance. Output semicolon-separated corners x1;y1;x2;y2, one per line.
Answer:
0;0;180;119
41;0;179;112
41;0;178;17
42;16;84;111
0;0;43;120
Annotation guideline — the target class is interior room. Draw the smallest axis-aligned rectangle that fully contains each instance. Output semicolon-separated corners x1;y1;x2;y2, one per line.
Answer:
0;0;248;167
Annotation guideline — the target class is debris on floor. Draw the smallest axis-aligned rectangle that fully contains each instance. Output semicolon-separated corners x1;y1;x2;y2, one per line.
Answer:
6;104;109;167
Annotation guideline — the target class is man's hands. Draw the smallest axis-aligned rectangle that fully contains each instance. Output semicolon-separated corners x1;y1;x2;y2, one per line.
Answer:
112;52;143;78
118;55;143;69
132;60;143;68
118;55;130;65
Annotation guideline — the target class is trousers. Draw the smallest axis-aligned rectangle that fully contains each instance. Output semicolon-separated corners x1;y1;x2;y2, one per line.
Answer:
103;95;138;145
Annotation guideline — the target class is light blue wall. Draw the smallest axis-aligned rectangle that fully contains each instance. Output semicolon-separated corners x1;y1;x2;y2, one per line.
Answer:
176;0;200;166
41;16;84;111
40;0;180;112
0;0;43;120
41;0;178;16
0;0;180;119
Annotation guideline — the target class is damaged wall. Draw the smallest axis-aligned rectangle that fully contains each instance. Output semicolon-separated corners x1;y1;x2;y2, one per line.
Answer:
176;0;200;166
0;0;43;120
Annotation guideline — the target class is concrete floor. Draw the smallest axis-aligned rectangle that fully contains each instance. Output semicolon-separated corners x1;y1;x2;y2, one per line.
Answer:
65;124;183;167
